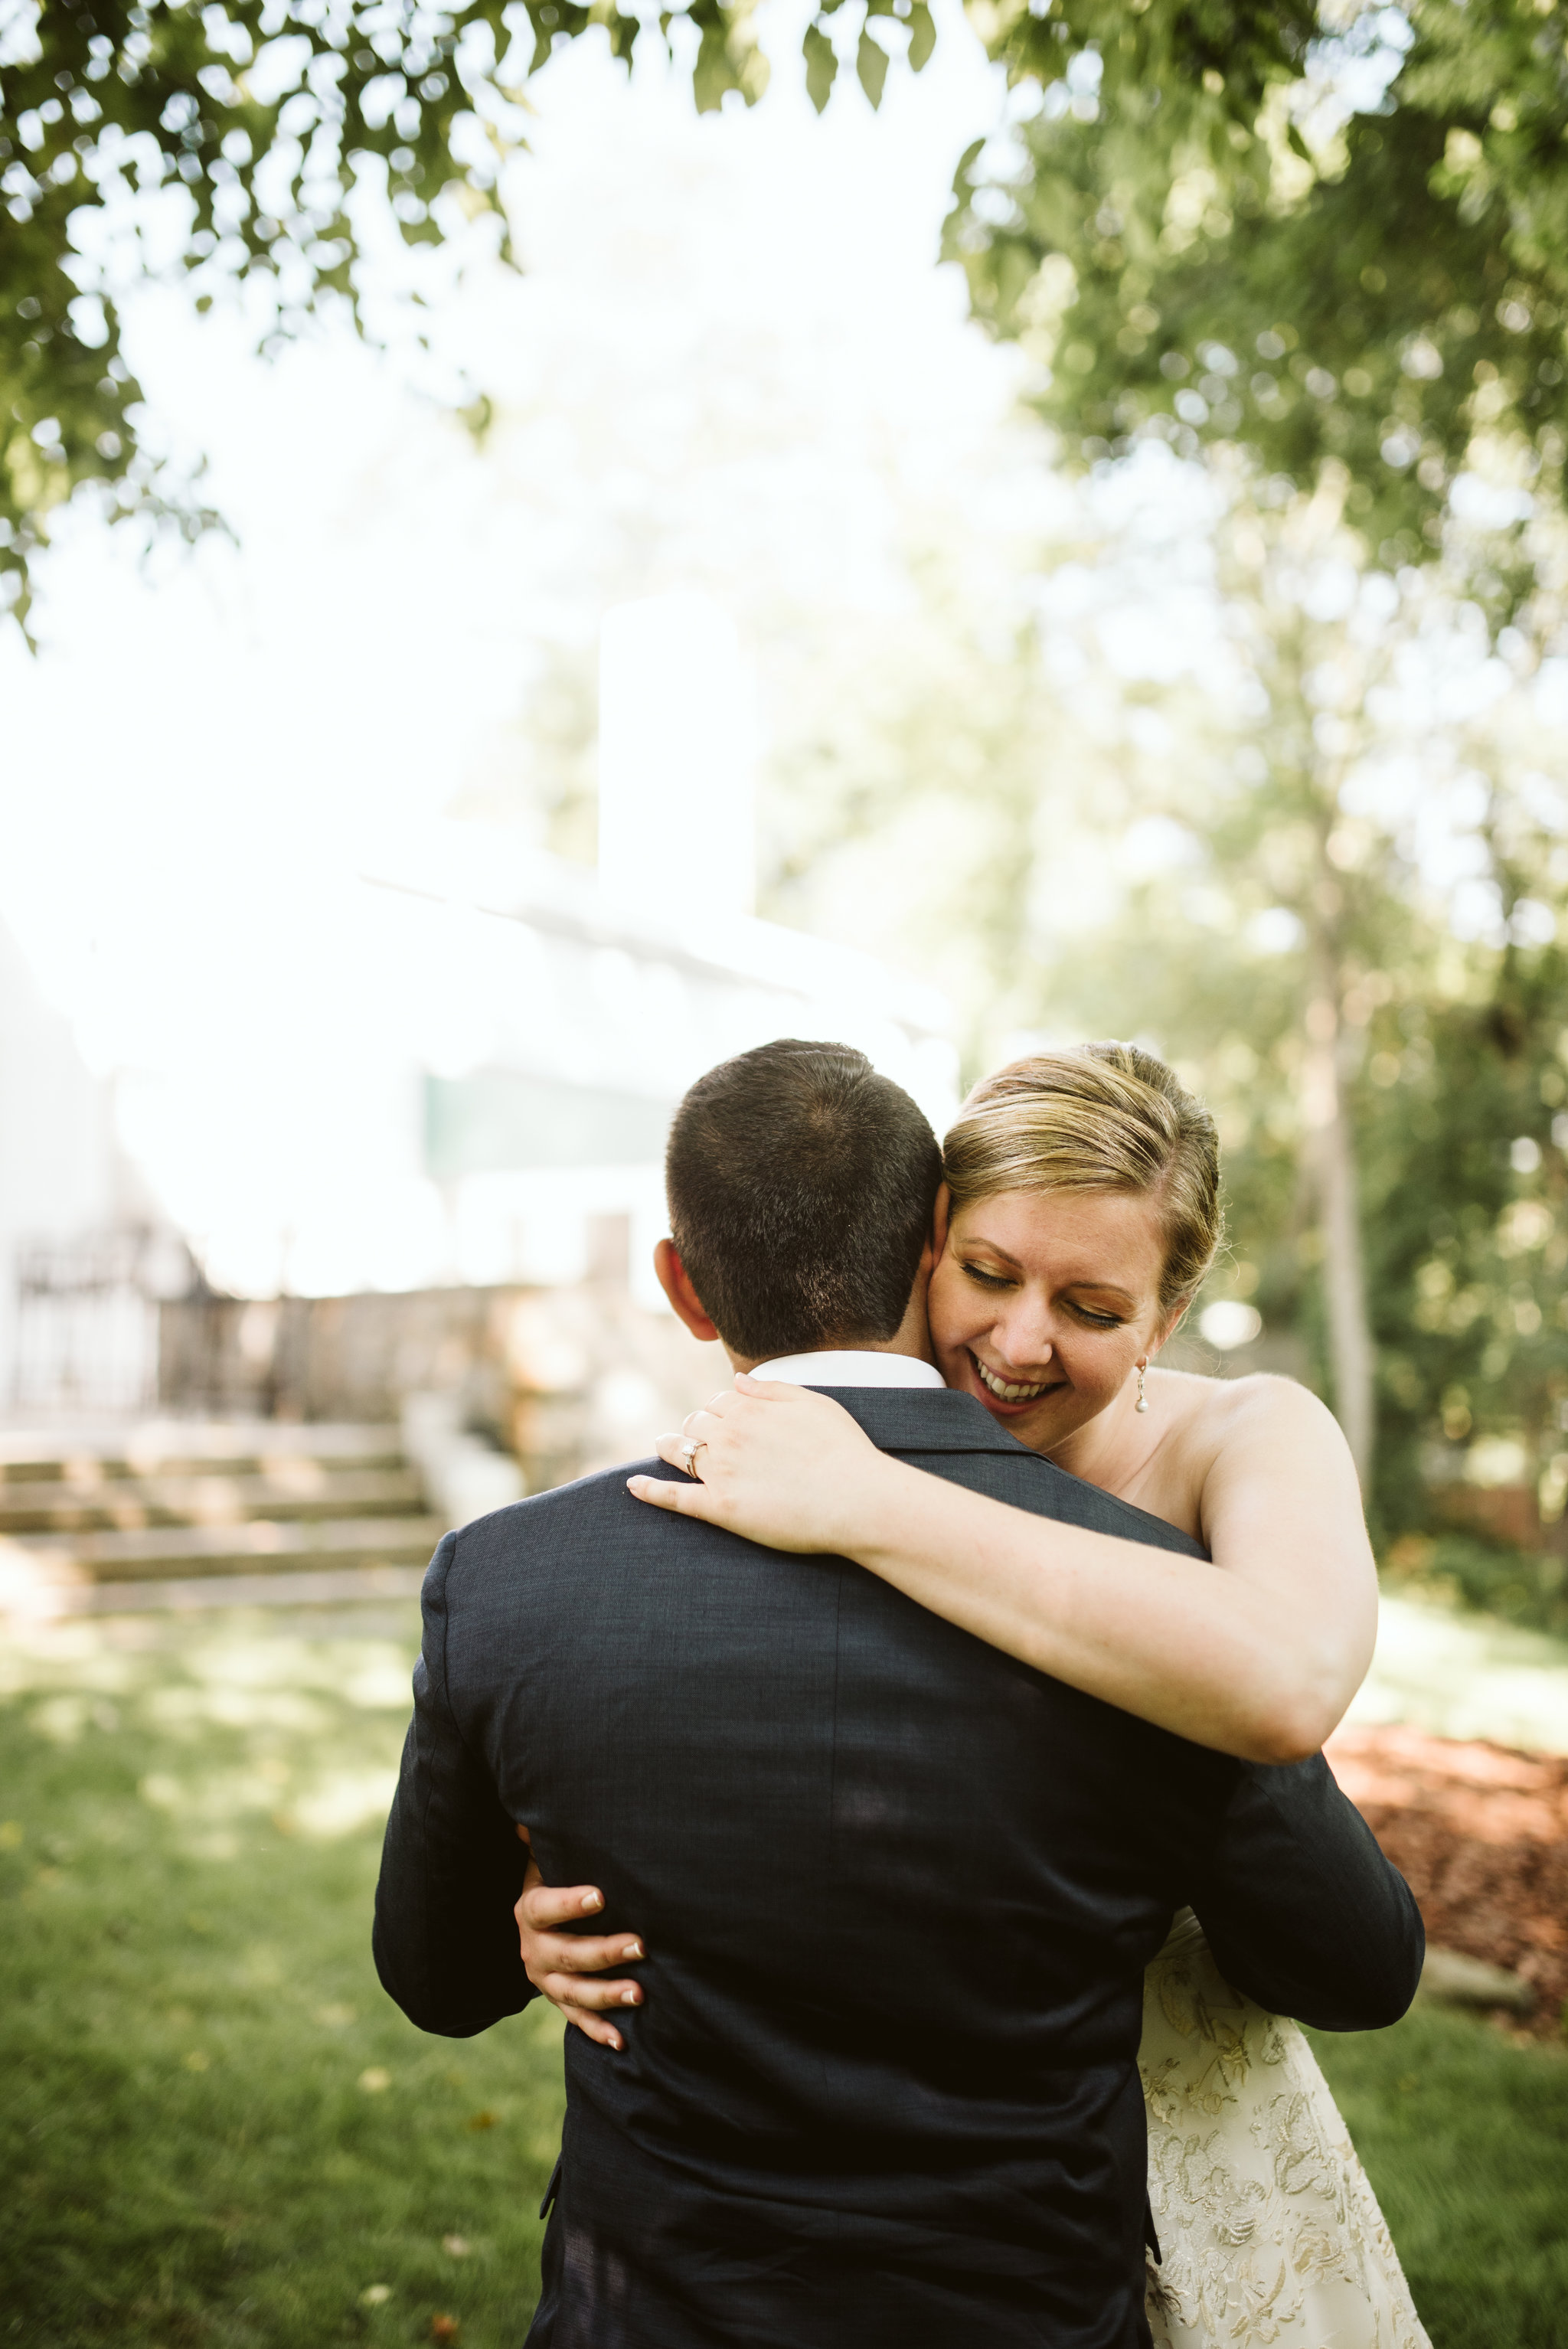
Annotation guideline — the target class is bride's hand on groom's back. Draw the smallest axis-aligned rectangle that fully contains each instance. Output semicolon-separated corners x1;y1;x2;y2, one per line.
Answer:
627;1380;893;1554
514;1828;646;2052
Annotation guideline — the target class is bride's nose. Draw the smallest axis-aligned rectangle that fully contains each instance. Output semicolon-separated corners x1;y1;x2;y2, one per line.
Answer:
995;1311;1054;1376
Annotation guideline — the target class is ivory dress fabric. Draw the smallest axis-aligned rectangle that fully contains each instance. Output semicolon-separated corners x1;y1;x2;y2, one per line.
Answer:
1141;1909;1430;2349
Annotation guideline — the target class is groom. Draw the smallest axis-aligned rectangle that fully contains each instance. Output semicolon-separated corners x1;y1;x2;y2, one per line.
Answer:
374;1038;1422;2349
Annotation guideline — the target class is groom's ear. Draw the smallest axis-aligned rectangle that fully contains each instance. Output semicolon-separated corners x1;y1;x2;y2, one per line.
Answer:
654;1239;721;1344
930;1183;951;1260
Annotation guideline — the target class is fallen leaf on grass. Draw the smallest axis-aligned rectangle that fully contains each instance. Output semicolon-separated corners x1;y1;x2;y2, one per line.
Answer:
315;2003;356;2027
358;2067;392;2093
465;2110;496;2131
442;2235;470;2257
431;2318;460;2344
361;2284;392;2305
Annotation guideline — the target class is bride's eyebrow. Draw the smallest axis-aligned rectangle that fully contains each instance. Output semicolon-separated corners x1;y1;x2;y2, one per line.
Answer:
958;1230;1024;1267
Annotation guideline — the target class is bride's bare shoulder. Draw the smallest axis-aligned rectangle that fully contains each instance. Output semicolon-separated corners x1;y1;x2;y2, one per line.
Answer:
1158;1368;1341;1456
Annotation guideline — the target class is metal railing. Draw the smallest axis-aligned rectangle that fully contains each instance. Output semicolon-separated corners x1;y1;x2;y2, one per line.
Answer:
10;1227;195;1415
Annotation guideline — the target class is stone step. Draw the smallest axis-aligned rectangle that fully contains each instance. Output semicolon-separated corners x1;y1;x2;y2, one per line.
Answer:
2;1513;446;1587
1417;1943;1537;2017
26;1563;431;1619
0;1465;425;1534
0;1420;406;1484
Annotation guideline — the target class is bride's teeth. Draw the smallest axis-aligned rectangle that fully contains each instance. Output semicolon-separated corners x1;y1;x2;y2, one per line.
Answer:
975;1357;1047;1403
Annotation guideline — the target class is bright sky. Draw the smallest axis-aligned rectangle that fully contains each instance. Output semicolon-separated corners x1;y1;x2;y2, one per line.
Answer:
0;5;1015;1008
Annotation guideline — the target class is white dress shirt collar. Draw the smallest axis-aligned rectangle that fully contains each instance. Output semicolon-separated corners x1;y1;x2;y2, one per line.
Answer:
749;1350;946;1390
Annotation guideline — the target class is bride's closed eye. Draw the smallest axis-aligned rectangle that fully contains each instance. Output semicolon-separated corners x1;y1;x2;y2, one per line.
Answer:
959;1262;1014;1292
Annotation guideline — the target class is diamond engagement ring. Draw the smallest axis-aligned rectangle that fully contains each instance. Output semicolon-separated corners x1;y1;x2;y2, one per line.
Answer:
679;1439;707;1478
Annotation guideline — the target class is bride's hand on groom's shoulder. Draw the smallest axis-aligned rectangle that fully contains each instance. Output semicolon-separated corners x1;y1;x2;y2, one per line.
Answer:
627;1379;889;1556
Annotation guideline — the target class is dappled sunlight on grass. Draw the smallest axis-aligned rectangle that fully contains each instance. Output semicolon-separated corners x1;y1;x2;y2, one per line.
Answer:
1354;1592;1568;1756
2;1602;564;2347
289;1769;402;1841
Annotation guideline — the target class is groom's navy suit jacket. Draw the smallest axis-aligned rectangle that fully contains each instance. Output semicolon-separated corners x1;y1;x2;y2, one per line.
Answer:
374;1387;1423;2349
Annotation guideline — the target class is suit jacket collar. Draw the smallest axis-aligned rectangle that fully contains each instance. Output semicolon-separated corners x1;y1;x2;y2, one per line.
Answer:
811;1383;1046;1459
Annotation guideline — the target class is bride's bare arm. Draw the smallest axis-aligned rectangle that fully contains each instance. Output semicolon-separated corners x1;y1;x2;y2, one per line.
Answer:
628;1378;1375;1766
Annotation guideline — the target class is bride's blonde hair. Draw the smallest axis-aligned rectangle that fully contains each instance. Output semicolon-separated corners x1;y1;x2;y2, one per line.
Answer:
942;1042;1223;1316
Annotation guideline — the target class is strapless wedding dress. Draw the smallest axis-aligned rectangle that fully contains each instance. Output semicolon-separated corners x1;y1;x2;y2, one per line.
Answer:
1140;1910;1430;2348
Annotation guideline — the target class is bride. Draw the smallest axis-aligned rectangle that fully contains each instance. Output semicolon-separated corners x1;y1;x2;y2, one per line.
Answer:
516;1041;1430;2349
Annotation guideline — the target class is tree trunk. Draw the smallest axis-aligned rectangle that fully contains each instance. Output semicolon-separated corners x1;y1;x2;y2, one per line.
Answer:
1302;935;1376;1491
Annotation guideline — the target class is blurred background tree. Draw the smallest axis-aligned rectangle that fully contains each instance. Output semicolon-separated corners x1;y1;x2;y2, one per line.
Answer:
12;0;1564;629
0;0;933;632
941;0;1568;1498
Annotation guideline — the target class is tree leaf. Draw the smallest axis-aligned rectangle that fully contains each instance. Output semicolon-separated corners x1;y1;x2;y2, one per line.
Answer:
802;21;838;114
857;25;889;111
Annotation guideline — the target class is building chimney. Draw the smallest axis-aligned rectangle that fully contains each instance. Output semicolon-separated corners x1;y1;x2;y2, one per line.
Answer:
597;592;756;917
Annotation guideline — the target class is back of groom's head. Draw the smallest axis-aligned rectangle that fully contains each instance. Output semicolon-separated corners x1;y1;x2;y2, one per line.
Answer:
666;1040;942;1361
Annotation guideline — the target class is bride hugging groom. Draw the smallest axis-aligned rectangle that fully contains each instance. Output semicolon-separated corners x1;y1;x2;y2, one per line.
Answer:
375;1037;1431;2349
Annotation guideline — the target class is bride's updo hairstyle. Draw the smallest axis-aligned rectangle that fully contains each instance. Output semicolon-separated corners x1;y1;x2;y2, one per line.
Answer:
942;1042;1223;1317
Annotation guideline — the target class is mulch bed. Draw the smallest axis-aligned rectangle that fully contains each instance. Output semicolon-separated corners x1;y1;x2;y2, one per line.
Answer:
1325;1723;1568;2038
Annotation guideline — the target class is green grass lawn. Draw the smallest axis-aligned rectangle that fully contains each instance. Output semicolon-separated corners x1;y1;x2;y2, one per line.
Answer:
4;1601;1566;2348
1308;2011;1568;2349
2;1603;565;2349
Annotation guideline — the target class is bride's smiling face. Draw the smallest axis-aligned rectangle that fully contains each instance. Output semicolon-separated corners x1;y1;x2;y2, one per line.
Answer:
926;1184;1178;1452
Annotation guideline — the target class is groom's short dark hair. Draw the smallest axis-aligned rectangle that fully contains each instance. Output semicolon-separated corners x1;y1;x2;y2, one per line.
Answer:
666;1040;942;1361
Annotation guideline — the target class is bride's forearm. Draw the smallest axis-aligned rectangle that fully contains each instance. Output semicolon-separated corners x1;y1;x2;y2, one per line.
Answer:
839;1459;1348;1765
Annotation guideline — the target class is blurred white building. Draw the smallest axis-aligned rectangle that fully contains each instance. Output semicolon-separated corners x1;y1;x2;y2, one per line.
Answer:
3;593;957;1368
364;591;957;1312
0;915;155;1407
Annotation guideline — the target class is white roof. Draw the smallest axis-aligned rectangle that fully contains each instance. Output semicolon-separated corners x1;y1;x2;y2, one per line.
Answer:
363;823;956;1128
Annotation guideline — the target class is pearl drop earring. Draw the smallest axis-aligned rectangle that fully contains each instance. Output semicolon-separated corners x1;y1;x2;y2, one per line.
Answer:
1135;1359;1148;1413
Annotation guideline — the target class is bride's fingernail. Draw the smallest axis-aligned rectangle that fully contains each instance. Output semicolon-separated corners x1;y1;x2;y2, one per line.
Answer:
581;1891;603;1913
622;1940;642;1959
622;1988;638;2005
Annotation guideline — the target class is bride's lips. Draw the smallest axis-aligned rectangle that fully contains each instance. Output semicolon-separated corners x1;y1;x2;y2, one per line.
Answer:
965;1348;1065;1416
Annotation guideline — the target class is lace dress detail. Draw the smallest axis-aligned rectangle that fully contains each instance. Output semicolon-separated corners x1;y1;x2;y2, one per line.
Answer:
1141;1910;1430;2348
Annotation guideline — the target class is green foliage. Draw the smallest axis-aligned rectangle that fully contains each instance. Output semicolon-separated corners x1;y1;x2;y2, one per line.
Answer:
1307;2005;1568;2349
1;0;512;632
967;475;1568;1531
1382;1531;1568;1640
0;1606;566;2344
925;0;1568;1495
947;0;1568;603
982;0;1316;111
14;0;1568;642
1358;939;1568;1536
0;0;933;635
